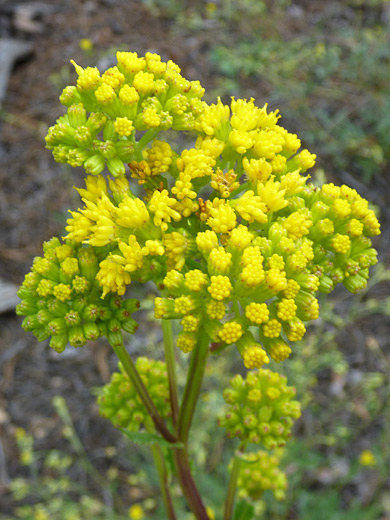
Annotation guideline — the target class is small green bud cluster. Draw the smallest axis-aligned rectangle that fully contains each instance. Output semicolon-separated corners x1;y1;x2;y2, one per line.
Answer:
236;450;287;501
16;237;139;352
97;357;170;430
219;369;301;448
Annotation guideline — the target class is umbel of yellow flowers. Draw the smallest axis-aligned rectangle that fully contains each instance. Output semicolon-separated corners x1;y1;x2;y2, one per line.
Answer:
19;50;379;370
16;50;381;513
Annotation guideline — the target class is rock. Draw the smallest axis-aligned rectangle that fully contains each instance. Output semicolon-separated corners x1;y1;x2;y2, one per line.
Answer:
0;278;19;313
0;38;33;103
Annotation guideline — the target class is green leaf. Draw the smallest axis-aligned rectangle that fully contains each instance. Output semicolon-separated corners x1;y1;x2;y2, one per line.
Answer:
121;430;184;449
233;499;255;520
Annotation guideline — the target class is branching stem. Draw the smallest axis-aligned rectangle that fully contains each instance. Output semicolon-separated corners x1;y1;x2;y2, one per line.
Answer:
112;341;177;443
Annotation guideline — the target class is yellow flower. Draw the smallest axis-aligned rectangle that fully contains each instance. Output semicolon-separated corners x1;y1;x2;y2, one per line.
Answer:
218;321;243;344
163;232;189;270
174;296;195;315
331;234;351;254
245;303;269;324
297;149;316;171
117;236;144;273
359;450;376;467
116;195;150;228
96;257;131;297
209;247;232;273
243;156;272;183
177;332;197;353
231;97;266;132
207;201;237;234
181;315;200;332
185;270;208;291
228;225;254;250
263;319;282;338
257;177;288;213
148;189;181;231
196;97;230;137
79;38;93;51
114;117;134;136
102;67;125;90
71;60;101;91
253;130;284;159
276;298;297;321
133;71;155;94
196;230;218;253
235;191;268;224
283;210;312;240
208;275;232;301
95;82;116;104
268;340;292;362
242;345;269;369
206;300;226;319
129;504;144;520
53;284;72;302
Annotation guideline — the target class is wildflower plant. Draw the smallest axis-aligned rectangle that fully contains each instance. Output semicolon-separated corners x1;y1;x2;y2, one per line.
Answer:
16;51;380;519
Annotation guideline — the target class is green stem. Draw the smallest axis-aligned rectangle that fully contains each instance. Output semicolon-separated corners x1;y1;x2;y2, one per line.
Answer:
232;299;240;318
135;129;160;159
151;444;177;520
172;329;211;519
178;329;210;444
112;342;177;443
224;443;246;520
173;447;210;520
162;320;180;427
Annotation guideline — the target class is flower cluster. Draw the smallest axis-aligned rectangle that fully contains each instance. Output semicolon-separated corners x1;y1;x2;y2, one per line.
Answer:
219;370;301;449
97;357;170;431
16;238;139;352
16;51;382;517
236;450;287;501
45;51;205;177
20;51;380;370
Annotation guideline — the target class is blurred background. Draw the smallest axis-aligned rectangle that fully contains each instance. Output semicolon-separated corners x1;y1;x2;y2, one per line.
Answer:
0;0;389;518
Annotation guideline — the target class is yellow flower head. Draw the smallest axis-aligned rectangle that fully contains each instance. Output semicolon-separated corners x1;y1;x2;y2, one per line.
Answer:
359;450;376;467
242;345;269;369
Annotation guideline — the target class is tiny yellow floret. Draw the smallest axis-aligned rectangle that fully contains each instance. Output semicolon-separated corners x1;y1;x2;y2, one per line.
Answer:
208;275;232;301
114;117;134;136
218;322;243;344
268;341;292;362
206;300;226;319
263;319;282;338
245;303;269;324
185;270;208;291
242;345;269;369
359;450;376;467
53;283;72;302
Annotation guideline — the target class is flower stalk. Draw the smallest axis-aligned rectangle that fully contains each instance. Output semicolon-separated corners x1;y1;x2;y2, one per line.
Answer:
178;329;210;444
111;341;177;444
150;444;177;520
162;319;179;427
224;443;246;520
173;446;210;520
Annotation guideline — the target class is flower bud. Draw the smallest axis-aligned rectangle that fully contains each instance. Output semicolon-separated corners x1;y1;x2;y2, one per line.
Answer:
107;157;126;177
84;154;105;175
83;322;100;340
49;333;69;353
68;326;86;348
220;369;300;447
67;103;87;128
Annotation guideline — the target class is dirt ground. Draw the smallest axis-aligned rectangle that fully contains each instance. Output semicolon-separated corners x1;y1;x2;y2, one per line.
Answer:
0;0;389;517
